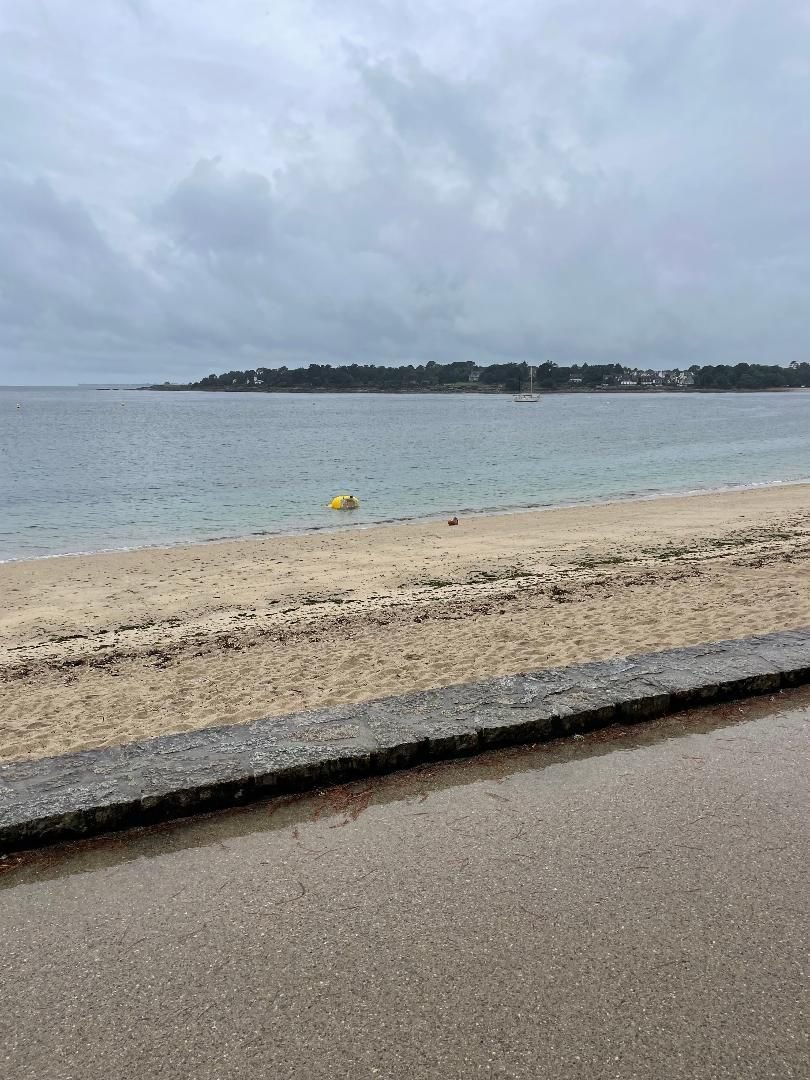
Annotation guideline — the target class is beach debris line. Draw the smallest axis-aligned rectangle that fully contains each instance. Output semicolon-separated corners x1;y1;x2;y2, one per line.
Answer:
330;494;360;510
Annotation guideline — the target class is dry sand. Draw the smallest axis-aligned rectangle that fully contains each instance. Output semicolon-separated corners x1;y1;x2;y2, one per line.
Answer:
2;484;810;763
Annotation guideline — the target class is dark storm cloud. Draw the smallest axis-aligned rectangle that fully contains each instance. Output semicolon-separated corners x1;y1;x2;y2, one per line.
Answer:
1;0;809;382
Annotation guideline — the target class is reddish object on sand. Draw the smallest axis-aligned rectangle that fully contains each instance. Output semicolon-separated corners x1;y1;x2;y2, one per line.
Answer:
447;517;459;526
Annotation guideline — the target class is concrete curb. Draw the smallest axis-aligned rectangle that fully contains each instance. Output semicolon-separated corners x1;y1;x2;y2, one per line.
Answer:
3;628;810;853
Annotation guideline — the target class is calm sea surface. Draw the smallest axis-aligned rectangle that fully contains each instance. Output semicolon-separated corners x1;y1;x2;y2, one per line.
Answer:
2;387;810;561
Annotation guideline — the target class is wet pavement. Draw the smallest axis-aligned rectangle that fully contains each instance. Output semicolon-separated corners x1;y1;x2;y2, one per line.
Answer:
2;689;809;1079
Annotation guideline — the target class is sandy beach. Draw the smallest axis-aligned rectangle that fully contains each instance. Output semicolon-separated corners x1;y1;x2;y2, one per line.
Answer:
2;484;810;763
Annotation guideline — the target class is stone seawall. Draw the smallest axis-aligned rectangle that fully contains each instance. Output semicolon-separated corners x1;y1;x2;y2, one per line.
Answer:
3;628;810;853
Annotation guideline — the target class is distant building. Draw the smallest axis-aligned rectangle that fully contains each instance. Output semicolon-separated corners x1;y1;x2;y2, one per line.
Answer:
468;366;482;383
665;371;694;387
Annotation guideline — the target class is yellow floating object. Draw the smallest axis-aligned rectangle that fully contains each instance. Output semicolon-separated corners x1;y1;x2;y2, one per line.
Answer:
330;494;360;510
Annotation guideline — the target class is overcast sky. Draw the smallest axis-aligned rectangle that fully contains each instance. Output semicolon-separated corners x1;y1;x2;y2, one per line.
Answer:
2;1;809;384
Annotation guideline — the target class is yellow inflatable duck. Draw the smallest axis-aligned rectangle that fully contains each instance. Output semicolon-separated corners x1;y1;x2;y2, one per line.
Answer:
329;494;360;510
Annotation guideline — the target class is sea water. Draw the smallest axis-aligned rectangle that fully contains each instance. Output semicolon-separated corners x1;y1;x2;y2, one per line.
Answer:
2;386;809;561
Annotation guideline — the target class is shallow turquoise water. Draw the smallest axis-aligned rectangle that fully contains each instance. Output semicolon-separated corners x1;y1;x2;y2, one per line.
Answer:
2;387;809;560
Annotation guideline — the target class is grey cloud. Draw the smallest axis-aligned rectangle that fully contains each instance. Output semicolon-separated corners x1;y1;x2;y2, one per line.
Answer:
1;0;810;383
153;159;275;254
352;49;500;177
0;175;151;338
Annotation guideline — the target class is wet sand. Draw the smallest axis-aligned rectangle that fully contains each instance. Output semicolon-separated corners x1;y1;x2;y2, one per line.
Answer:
2;483;810;762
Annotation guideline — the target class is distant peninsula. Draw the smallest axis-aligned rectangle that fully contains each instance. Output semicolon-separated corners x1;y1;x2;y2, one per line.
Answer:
147;360;810;394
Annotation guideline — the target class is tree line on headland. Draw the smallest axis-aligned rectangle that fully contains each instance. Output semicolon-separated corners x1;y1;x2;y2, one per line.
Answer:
153;360;810;394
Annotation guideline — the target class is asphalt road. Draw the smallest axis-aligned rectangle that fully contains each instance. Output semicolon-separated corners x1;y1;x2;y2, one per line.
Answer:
2;690;809;1080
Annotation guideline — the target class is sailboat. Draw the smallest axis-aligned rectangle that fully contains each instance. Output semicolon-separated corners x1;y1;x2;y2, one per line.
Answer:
513;365;540;403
